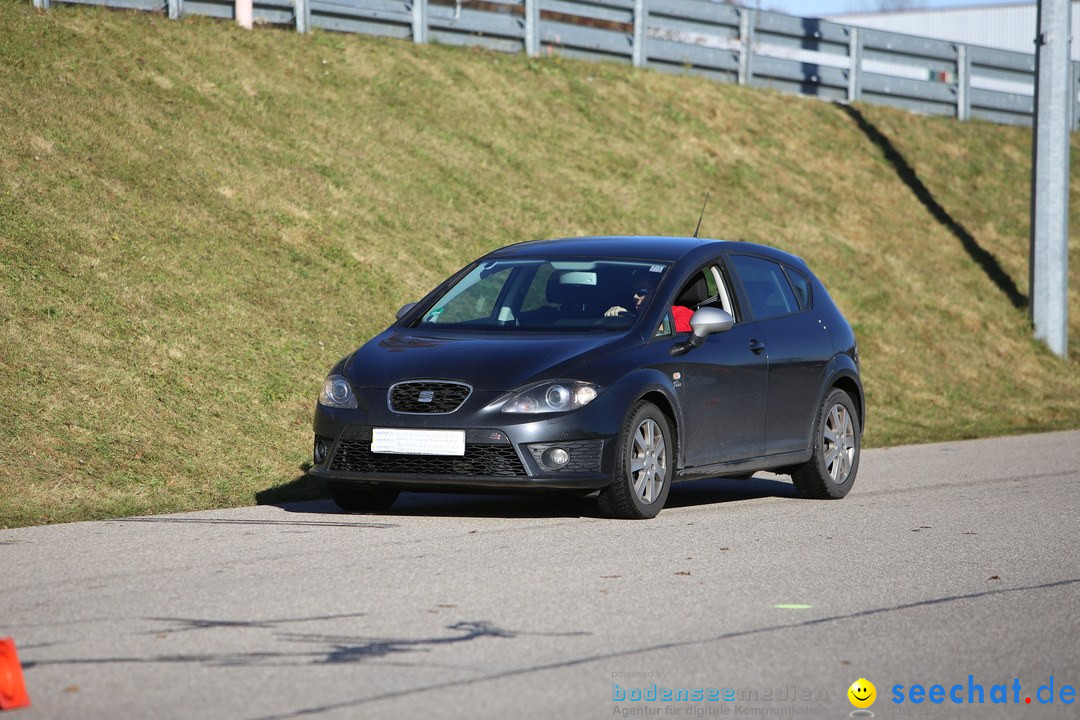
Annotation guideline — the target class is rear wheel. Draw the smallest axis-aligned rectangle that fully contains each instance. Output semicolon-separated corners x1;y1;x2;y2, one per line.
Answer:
791;388;860;499
598;401;673;519
328;482;400;513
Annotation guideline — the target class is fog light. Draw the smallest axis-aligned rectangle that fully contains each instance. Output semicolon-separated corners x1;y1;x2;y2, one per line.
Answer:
313;437;330;465
542;447;570;469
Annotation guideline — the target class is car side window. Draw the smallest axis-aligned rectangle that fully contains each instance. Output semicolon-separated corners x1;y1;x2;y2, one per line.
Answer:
674;266;734;312
784;266;812;310
653;312;674;338
674;271;711;309
730;255;800;321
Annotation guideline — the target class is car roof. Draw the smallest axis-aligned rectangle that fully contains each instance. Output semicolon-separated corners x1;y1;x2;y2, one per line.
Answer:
485;236;807;268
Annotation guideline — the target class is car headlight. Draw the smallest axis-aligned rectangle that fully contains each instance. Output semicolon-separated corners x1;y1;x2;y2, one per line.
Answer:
499;380;600;414
319;374;358;409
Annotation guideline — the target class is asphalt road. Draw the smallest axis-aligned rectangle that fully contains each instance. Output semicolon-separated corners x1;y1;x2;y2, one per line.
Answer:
3;431;1079;719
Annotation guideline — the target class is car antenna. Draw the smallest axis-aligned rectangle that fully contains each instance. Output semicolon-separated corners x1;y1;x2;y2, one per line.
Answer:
692;192;711;238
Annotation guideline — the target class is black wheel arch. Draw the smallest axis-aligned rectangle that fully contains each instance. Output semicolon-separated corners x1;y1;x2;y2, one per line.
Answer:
830;373;864;435
637;389;681;472
606;368;684;469
817;354;865;437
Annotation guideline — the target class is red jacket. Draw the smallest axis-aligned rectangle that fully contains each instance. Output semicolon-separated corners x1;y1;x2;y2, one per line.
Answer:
672;305;694;333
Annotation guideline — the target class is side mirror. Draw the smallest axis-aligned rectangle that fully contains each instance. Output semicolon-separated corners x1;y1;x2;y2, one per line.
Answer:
395;302;418;320
687;307;734;348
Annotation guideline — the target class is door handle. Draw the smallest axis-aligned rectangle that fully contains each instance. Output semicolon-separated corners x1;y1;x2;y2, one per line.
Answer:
748;339;766;354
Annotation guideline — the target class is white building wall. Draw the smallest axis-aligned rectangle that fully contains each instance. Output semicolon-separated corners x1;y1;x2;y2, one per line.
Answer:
827;3;1080;61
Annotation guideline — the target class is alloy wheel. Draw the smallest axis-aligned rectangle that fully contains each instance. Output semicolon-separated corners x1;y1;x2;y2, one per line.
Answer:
823;403;855;485
630;418;667;503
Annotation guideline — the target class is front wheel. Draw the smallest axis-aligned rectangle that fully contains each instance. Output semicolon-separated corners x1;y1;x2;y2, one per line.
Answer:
791;388;860;499
598;401;674;519
328;482;400;513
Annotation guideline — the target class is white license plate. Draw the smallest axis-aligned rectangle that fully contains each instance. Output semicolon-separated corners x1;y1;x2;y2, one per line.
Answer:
371;428;466;456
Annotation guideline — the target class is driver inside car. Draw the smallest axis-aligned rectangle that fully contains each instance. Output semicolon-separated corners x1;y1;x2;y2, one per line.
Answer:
604;271;694;332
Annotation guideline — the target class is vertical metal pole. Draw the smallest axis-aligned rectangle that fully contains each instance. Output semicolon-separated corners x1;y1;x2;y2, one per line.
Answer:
412;0;427;44
525;0;539;57
32;0;50;9
1030;0;1071;358
957;44;970;121
632;0;647;68
847;27;861;103
738;8;755;86
168;0;182;20
295;0;309;33
236;0;253;29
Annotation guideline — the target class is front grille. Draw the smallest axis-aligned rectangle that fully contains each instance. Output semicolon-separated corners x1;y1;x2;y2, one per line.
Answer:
527;440;604;473
389;381;472;414
330;441;527;477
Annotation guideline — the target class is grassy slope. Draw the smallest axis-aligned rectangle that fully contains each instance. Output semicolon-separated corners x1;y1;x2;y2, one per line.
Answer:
1;0;1078;526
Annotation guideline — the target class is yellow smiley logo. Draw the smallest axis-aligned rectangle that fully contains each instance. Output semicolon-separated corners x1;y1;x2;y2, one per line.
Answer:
848;678;876;709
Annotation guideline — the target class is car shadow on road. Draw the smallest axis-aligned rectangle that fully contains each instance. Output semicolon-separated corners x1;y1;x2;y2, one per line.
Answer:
259;473;799;519
666;475;800;508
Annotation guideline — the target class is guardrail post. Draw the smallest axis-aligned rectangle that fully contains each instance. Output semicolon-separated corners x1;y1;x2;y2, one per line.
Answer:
525;0;539;57
957;44;970;121
738;8;754;86
236;0;253;29
168;0;182;19
295;0;309;33
32;0;50;9
632;0;647;68
412;0;427;44
847;27;861;102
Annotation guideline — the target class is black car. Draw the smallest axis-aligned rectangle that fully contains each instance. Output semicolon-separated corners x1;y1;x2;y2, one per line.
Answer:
311;236;863;519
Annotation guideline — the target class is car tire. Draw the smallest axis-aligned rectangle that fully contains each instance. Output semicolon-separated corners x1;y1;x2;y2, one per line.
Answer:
598;401;673;519
328;482;400;513
791;388;860;499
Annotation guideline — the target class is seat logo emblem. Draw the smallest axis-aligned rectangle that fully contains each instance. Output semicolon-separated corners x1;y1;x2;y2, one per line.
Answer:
418;390;435;403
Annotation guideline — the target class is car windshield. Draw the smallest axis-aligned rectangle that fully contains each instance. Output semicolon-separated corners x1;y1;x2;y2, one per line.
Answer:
413;259;670;331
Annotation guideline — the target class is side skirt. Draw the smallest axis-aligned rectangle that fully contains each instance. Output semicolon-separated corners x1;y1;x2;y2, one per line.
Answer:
673;449;812;483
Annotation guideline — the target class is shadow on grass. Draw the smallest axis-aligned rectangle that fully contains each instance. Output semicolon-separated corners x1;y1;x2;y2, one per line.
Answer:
258;473;799;519
839;103;1028;310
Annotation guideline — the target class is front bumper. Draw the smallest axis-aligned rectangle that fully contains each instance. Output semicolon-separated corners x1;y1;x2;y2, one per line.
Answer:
309;386;624;492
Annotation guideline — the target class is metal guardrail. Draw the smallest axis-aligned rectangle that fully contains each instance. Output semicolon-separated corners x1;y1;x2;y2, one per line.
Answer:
29;0;1079;129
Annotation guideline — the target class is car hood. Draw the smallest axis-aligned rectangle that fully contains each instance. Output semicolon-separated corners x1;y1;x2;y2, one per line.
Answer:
343;329;624;391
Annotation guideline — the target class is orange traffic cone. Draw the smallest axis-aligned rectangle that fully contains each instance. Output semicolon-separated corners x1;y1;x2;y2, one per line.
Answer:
0;638;30;710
